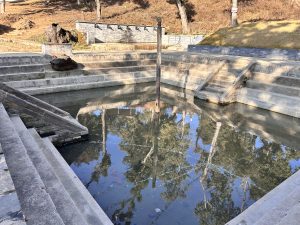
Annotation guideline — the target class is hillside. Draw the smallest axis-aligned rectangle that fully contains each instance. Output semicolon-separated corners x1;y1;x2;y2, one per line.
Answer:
200;20;300;49
0;0;300;44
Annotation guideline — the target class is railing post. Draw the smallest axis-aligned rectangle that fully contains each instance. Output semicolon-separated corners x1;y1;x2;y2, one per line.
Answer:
155;17;162;113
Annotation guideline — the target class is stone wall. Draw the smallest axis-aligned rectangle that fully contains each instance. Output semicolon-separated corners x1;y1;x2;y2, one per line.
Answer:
76;21;203;47
76;21;166;44
162;35;203;47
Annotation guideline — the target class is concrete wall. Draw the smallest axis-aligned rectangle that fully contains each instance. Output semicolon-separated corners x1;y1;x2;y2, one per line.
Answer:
162;35;203;48
76;21;203;47
76;21;166;44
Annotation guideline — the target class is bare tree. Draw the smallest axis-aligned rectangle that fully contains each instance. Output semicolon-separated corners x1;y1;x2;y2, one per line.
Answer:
95;0;102;20
175;0;190;34
231;0;238;27
0;0;6;14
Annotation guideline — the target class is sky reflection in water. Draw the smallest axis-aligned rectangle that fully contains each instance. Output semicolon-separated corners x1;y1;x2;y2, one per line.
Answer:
59;98;300;225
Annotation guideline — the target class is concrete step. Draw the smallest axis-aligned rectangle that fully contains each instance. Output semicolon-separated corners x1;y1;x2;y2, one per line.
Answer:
80;59;156;69
73;52;156;62
226;169;300;225
11;116;87;225
0;64;48;75
0;55;49;66
247;80;300;97
253;63;300;76
213;74;237;82
40;135;113;225
0;104;64;225
20;76;156;95
209;79;234;87
162;71;205;85
0;65;156;83
253;72;300;87
276;202;300;225
0;72;46;82
204;84;226;94
218;66;243;75
6;70;156;89
195;90;220;103
237;88;300;118
161;78;199;91
252;185;300;225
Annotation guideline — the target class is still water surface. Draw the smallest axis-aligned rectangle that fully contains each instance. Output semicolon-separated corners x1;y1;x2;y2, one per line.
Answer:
42;84;300;225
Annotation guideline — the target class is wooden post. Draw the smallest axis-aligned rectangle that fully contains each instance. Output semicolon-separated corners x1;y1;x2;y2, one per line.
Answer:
231;0;238;27
155;17;162;113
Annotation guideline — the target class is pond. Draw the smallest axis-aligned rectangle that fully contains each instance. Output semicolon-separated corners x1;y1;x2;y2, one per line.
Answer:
38;83;300;225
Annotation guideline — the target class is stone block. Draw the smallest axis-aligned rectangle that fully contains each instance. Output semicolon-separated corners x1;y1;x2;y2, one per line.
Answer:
42;43;73;57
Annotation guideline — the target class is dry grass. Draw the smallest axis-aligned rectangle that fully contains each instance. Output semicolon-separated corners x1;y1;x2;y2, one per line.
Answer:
200;20;300;49
0;0;300;51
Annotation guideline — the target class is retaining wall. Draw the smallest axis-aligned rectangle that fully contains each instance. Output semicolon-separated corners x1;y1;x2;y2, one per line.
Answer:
76;21;166;44
188;45;300;61
76;21;203;47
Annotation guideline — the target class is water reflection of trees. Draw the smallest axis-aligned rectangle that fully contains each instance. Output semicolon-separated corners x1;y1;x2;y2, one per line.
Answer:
75;103;300;225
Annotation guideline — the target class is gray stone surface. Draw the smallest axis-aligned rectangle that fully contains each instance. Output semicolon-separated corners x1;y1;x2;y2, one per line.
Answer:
11;116;87;225
188;45;300;61
40;134;113;225
0;145;25;225
76;21;166;44
0;104;65;225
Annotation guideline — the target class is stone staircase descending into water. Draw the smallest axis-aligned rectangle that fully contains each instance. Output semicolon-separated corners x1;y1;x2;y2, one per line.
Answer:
0;104;112;225
237;61;300;118
161;53;255;104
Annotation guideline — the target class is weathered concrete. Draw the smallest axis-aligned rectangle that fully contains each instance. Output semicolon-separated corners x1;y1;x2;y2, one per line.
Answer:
0;144;26;225
188;45;300;61
0;104;65;225
12;116;87;225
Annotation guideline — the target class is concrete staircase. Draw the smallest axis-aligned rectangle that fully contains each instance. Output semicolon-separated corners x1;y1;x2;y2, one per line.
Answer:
237;61;300;118
0;82;88;144
195;59;251;103
1;52;157;95
0;104;112;225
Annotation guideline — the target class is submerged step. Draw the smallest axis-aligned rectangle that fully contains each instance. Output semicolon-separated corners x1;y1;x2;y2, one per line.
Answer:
247;80;300;97
40;135;113;225
81;59;156;69
6;71;156;89
20;77;156;95
237;88;300;118
253;72;300;87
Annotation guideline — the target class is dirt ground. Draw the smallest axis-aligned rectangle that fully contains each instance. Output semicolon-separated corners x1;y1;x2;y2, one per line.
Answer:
0;0;300;52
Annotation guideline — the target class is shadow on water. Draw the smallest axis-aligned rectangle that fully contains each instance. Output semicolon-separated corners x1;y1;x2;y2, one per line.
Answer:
37;83;300;225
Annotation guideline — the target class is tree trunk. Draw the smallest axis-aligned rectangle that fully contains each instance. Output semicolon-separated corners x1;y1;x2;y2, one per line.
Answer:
176;0;190;34
95;0;102;20
231;0;238;27
0;0;6;14
77;0;80;6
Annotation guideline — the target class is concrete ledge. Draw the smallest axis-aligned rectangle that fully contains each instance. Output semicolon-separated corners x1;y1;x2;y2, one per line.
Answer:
42;44;73;56
188;45;300;61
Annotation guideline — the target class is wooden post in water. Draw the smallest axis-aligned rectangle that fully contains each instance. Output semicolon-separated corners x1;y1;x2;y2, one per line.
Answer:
155;17;162;113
